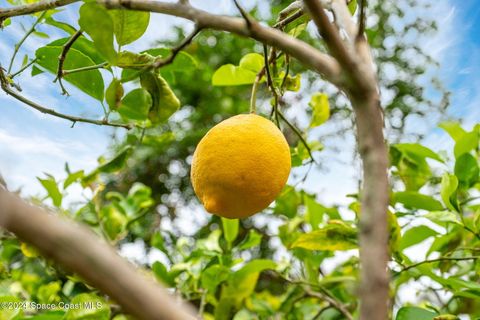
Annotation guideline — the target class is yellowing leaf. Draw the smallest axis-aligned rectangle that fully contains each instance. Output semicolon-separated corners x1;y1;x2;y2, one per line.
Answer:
309;93;330;127
291;220;357;251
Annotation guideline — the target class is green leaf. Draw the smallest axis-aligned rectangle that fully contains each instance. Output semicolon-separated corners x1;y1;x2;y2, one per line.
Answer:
238;230;262;250
439;121;466;142
64;293;110;320
440;174;459;212
222;218;239;244
151;232;167;253
64;170;84;189
152;261;175;287
304;195;325;229
394;143;443;163
47;37;105;64
101;204;127;241
33;31;49;38
348;0;358;14
393;191;443;211
454;153;479;187
37;175;62;207
100;147;133;174
454;131;478;158
17;310;65;320
116;51;154;68
35;46;104;100
44;17;76;35
399;225;438;250
424;211;461;226
274;185;301;218
212;53;264;86
79;2;117;63
0;296;23;320
291;220;357;251
309;93;330;127
118;88;152;121
433;315;460;320
105;78;124;111
32;65;43;76
197;229;222;253
140;72;180;123
395;306;437;320
110;10;150;45
201;265;230;292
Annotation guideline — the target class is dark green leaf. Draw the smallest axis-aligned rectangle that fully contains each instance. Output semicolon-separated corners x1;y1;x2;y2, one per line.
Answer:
118;88;152;121
238;230;262;250
399;225;438;250
454;153;479;187
35;46;104;100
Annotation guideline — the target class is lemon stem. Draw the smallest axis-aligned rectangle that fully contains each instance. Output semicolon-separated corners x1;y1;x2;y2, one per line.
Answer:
250;73;262;114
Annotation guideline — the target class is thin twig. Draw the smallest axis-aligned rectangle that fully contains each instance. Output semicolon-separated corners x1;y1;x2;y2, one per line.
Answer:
250;72;262;114
277;109;316;163
273;9;305;29
63;62;108;76
152;26;202;68
233;0;253;29
9;58;36;79
358;0;366;38
305;288;353;320
55;30;82;95
400;256;480;273
262;44;280;126
122;26;202;83
7;11;46;74
0;67;131;129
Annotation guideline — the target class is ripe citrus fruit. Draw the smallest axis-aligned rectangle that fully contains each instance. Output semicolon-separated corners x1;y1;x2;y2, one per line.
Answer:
191;114;291;219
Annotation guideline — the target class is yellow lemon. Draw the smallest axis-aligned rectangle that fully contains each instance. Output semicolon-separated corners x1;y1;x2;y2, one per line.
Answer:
191;114;291;219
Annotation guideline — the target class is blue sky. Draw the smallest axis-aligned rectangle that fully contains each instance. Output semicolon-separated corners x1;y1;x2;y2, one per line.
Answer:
0;0;479;202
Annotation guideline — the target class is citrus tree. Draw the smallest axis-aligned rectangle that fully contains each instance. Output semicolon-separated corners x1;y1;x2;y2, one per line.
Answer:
0;1;478;320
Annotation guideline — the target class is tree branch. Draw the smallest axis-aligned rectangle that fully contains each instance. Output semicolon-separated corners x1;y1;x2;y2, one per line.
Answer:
100;0;342;86
7;11;46;74
152;26;202;68
55;30;82;96
400;256;480;273
0;67;131;129
0;189;197;320
0;0;77;19
305;288;353;320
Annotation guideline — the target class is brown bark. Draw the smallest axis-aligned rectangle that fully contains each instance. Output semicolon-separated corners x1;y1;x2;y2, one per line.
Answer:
0;189;197;320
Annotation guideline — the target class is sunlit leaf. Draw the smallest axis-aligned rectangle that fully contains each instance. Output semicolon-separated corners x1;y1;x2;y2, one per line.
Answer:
64;293;110;320
105;78;124;111
291;221;357;251
35;46;104;100
222;218;239;244
309;93;330;127
212;53;264;86
454;131;478;158
79;2;117;63
37;175;62;207
440;174;459;212
395;306;437;320
393;191;443;211
110;10;150;45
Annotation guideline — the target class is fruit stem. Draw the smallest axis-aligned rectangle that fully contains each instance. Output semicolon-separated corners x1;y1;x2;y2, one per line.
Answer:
250;73;262;114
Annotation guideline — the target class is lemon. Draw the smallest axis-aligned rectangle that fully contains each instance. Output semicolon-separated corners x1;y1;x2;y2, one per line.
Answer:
191;114;291;219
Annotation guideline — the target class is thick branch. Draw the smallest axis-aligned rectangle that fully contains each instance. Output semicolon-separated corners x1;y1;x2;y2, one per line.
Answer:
0;189;197;320
100;0;342;86
0;0;77;19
